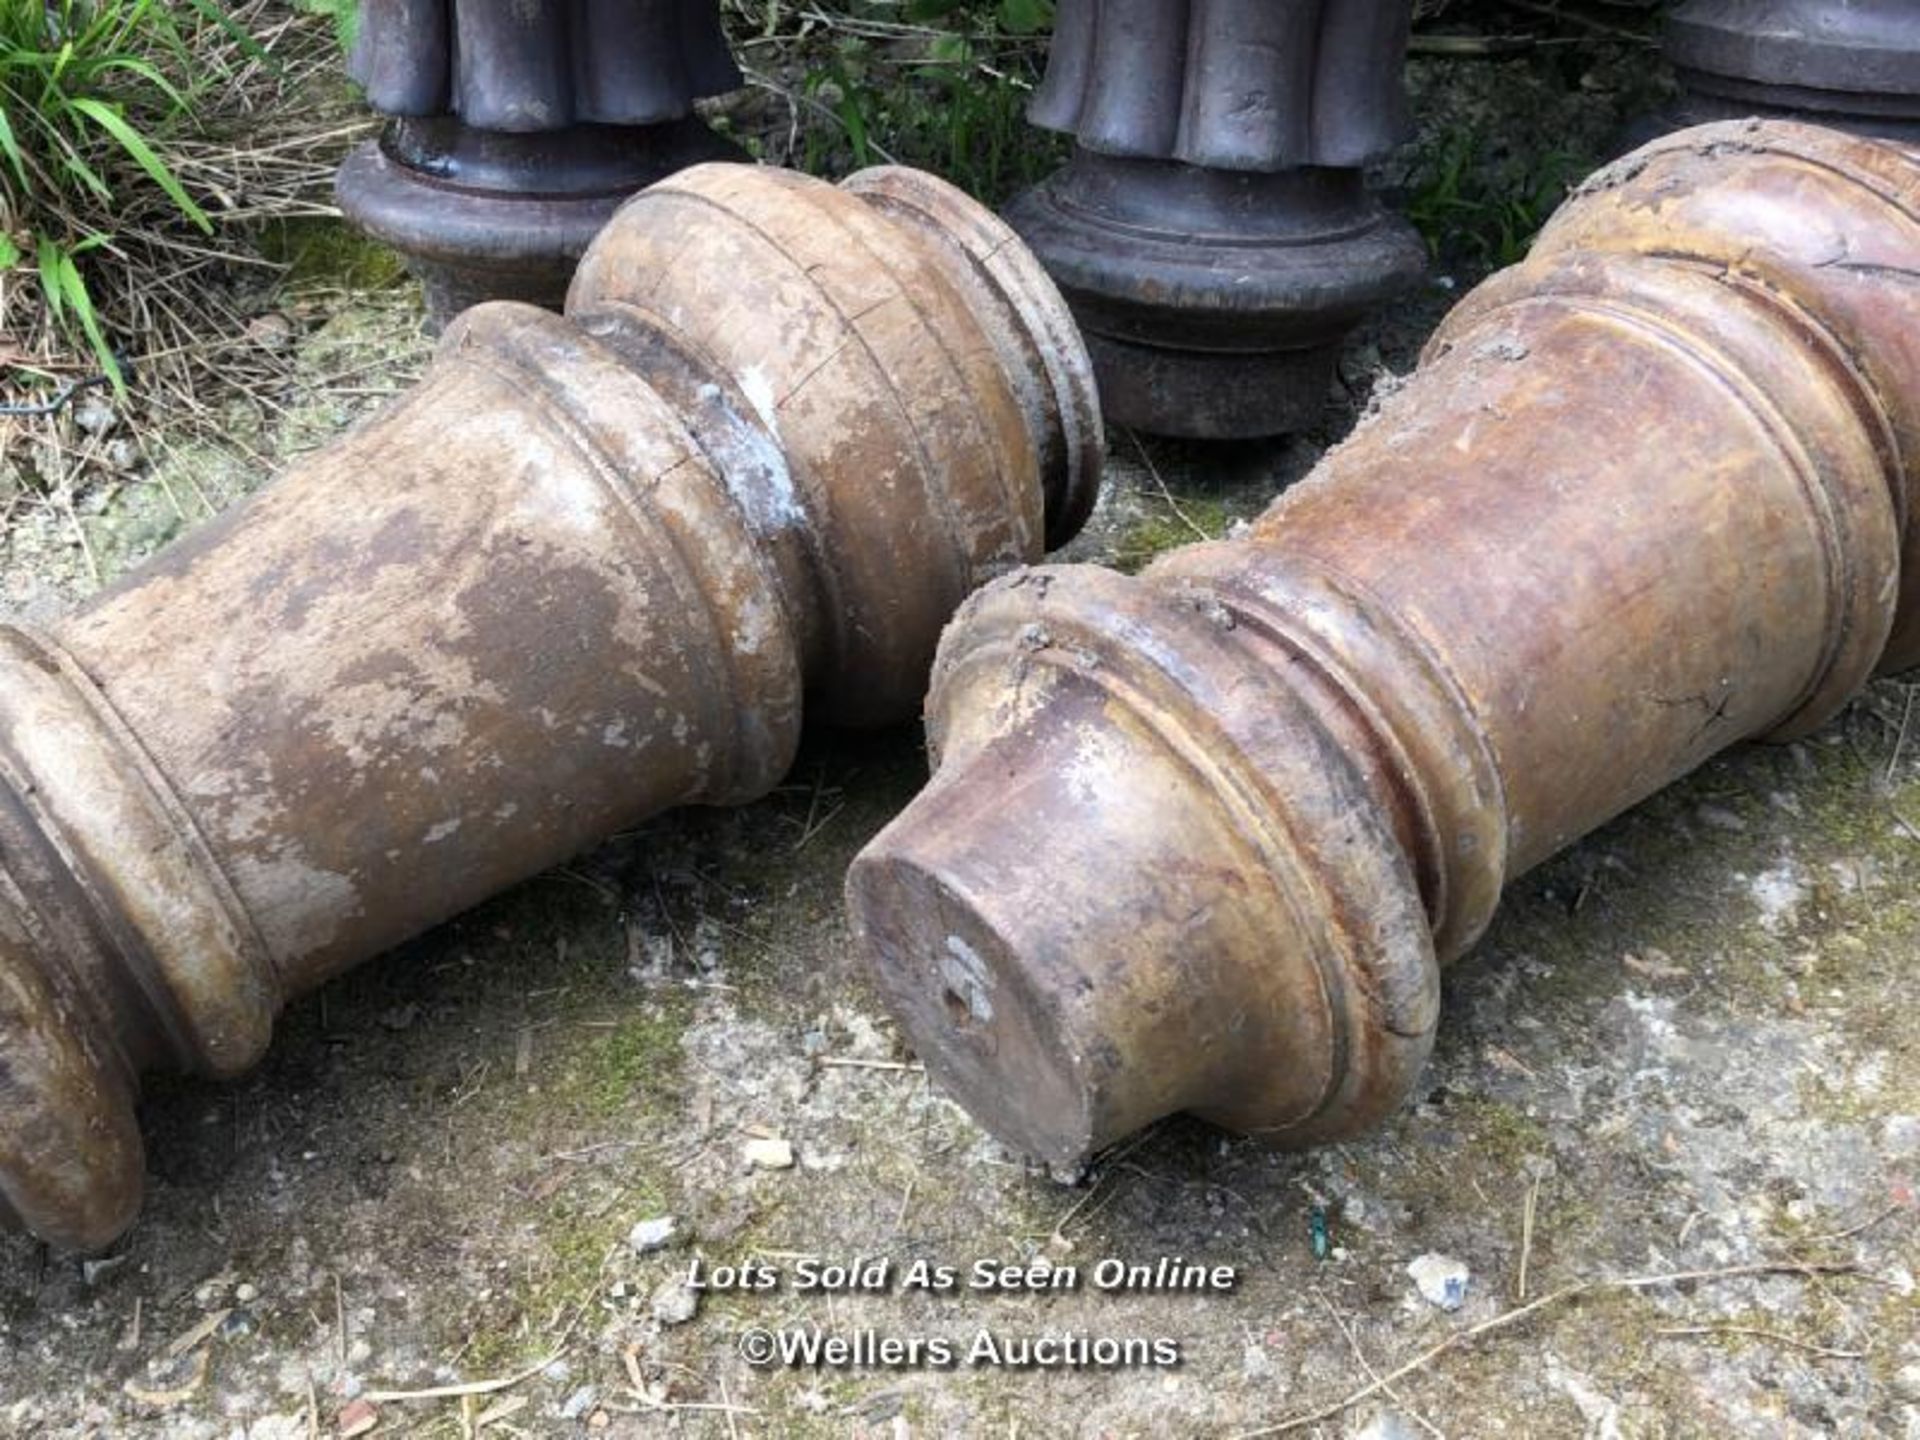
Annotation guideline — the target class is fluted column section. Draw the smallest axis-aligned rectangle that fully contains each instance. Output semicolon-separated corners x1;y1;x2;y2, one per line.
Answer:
1005;0;1425;439
337;0;747;328
1666;0;1920;142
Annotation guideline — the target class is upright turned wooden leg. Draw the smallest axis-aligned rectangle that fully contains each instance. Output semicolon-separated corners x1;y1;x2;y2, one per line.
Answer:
850;122;1920;1171
0;164;1101;1251
335;0;747;329
1004;0;1427;440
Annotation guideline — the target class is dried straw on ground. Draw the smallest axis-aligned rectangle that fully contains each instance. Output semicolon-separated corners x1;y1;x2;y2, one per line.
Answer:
1;3;381;524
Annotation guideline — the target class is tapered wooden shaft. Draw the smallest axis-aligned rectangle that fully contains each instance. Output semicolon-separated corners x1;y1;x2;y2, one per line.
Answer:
0;164;1101;1251
850;122;1920;1171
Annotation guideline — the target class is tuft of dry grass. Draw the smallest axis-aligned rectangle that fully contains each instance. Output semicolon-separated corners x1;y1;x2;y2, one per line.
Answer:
1;2;377;525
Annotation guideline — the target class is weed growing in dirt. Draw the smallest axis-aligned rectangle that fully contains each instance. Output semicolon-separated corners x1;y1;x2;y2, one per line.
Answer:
733;0;1061;204
0;0;255;390
291;0;357;51
1406;124;1588;271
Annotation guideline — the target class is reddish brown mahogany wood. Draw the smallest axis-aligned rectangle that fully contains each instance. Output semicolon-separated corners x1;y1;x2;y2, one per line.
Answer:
850;121;1920;1172
0;164;1101;1251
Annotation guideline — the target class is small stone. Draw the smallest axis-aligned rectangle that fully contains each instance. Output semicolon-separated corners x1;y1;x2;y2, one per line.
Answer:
1697;803;1747;833
562;1386;598;1420
336;1399;380;1438
72;393;117;434
1241;1339;1275;1381
1407;1252;1471;1311
1883;1114;1920;1159
246;312;297;351
219;1309;257;1341
628;1215;678;1254
1046;1158;1087;1187
235;1282;259;1304
104;437;141;473
742;1137;794;1170
81;1254;127;1286
850;1388;905;1423
1890;1362;1920;1404
651;1278;699;1327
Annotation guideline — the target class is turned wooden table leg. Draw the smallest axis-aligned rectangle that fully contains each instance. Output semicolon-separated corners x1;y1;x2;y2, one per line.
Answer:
851;121;1920;1170
0;163;1102;1252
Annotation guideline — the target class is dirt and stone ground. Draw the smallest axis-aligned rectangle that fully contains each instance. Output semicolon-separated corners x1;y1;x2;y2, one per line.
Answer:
3;29;1919;1440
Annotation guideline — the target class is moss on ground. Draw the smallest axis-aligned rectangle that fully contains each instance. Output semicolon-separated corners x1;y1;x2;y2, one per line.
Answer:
569;1001;696;1122
259;216;409;292
1110;495;1233;575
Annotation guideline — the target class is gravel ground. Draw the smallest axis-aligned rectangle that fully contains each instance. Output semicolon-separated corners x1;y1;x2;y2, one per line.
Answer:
3;34;1917;1440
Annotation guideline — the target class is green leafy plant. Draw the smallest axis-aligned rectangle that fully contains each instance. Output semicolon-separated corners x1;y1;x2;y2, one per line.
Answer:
759;1;1060;206
1406;126;1586;271
907;0;1052;35
292;0;358;54
0;0;229;391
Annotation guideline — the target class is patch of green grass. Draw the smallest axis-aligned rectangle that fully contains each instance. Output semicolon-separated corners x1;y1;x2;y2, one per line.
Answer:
291;0;356;53
0;0;251;389
1456;1093;1551;1164
566;997;696;1121
438;1012;684;1371
258;215;407;291
744;1;1063;205
1112;495;1232;575
1406;125;1589;272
